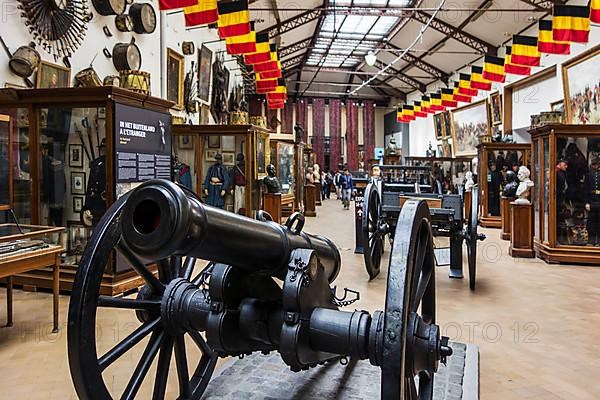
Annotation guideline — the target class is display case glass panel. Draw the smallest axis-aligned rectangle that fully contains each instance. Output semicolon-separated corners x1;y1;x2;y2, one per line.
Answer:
0;115;11;207
543;138;550;243
534;140;540;240
277;142;294;195
173;134;198;193
485;150;525;217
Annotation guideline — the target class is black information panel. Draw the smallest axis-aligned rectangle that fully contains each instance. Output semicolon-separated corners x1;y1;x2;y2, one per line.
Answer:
114;103;172;183
354;178;368;254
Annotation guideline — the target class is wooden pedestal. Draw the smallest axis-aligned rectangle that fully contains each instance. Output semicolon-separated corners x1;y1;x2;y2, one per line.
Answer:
464;191;472;223
509;202;535;258
263;193;283;223
500;197;514;240
314;183;322;206
304;185;317;217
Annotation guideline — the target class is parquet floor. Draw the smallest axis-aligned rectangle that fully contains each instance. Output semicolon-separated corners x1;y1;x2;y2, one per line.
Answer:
0;197;599;399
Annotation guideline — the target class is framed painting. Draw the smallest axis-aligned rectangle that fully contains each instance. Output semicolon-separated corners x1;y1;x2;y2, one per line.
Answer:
198;44;213;102
450;99;490;157
489;92;503;126
73;196;84;213
433;113;444;139
562;44;600;125
442;111;451;137
208;136;220;148
255;131;270;178
71;171;86;195
178;135;193;150
167;48;184;109
222;152;235;166
69;144;83;168
36;61;71;89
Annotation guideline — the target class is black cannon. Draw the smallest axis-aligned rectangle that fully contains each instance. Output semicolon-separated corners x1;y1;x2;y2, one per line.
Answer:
362;165;485;290
68;180;452;400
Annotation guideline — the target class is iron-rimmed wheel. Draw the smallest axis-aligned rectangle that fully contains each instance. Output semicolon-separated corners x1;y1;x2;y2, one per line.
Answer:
381;200;451;400
67;193;217;400
466;186;484;291
362;183;385;280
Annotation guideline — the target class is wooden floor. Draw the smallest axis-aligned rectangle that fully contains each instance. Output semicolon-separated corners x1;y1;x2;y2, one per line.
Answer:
0;197;599;399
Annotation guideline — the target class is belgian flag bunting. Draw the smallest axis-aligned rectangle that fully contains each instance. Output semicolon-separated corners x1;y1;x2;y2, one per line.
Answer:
453;83;472;103
217;0;251;38
504;46;531;76
225;29;257;55
396;108;406;123
254;46;280;73
421;96;432;113
470;66;492;91
255;74;278;93
538;20;570;55
510;35;540;66
244;33;271;65
458;74;478;97
402;105;416;121
413;101;427;118
184;0;218;26
429;93;445;111
259;66;282;80
552;5;590;43
482;55;505;83
592;0;600;23
266;80;287;101
160;0;197;11
441;88;458;108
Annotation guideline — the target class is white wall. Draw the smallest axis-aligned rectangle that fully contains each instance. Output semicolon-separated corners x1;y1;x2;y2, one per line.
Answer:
406;24;600;156
0;2;242;121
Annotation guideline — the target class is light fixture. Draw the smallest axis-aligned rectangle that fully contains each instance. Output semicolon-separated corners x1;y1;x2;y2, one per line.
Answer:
365;51;377;67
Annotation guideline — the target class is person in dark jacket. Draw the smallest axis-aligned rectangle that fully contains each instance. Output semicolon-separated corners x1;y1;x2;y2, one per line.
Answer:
339;168;354;210
487;162;502;216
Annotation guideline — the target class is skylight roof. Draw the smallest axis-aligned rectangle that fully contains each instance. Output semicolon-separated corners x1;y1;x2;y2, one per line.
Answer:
305;2;407;68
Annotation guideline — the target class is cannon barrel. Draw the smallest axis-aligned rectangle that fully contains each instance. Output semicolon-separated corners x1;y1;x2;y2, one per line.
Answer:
120;180;341;282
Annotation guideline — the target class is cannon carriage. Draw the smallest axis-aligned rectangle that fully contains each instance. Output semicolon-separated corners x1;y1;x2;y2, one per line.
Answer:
362;165;485;290
67;179;452;400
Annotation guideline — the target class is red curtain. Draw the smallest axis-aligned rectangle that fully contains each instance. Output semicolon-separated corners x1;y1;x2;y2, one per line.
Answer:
346;100;359;170
363;101;375;169
282;102;294;134
312;98;325;170
296;99;308;142
329;99;342;171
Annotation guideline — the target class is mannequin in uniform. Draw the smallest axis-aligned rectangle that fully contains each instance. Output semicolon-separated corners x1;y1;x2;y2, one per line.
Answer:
262;164;281;194
231;153;246;214
585;156;600;246
203;153;229;209
487;161;502;215
83;138;106;226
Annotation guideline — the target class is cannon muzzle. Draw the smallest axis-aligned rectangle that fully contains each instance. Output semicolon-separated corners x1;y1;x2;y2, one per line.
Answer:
120;180;341;281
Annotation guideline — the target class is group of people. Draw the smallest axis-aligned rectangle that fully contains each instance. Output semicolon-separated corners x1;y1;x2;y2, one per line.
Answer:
569;82;600;124
306;163;354;210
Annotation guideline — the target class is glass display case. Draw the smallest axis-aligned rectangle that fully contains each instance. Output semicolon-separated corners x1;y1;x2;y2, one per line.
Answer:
477;142;531;228
530;124;600;265
172;124;272;217
269;139;295;196
405;156;474;194
0;87;174;295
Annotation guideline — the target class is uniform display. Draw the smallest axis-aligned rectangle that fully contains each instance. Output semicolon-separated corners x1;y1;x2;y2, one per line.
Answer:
203;153;229;208
231;153;246;214
67;179;453;400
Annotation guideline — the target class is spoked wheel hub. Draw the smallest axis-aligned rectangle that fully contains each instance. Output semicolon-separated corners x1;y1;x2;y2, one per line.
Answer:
161;278;209;336
406;312;452;378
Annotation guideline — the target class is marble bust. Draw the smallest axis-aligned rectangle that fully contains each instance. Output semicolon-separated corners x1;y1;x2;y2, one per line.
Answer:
515;166;534;204
465;171;475;193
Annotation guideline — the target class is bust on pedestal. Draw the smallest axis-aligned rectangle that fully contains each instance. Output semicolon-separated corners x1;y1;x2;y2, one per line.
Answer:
514;166;534;205
510;167;535;257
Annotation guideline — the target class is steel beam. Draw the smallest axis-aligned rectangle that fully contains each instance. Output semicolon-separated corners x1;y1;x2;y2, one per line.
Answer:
257;8;324;39
279;38;313;58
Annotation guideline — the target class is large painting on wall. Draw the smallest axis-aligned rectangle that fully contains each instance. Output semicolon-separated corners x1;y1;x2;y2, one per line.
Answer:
198;44;212;102
167;48;184;109
450;99;490;156
562;44;600;125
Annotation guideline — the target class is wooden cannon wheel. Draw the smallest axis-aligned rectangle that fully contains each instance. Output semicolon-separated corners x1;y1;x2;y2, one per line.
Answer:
465;186;484;291
362;183;386;280
67;192;217;400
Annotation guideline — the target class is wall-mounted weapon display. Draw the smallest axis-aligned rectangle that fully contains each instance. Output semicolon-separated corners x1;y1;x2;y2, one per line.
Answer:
91;0;125;16
112;39;141;71
129;3;157;34
17;0;90;60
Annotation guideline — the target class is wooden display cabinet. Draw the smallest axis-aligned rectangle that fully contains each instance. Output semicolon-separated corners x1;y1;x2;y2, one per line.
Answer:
269;135;296;219
405;156;473;193
172;124;273;218
477;142;531;228
0;87;174;295
530;124;600;265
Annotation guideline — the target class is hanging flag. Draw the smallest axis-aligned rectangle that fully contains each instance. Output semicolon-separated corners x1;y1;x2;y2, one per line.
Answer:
160;0;197;10
184;0;218;26
267;81;287;101
552;5;590;43
592;0;600;23
244;33;271;64
225;30;257;55
421;96;432;113
538;20;570;54
255;74;278;93
429;93;445;111
217;0;251;38
259;60;282;79
482;55;506;83
458;74;478;97
470;66;492;91
504;46;531;76
402;105;416;121
413;101;427;118
441;88;458;108
453;84;472;103
511;35;540;66
396;109;406;123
